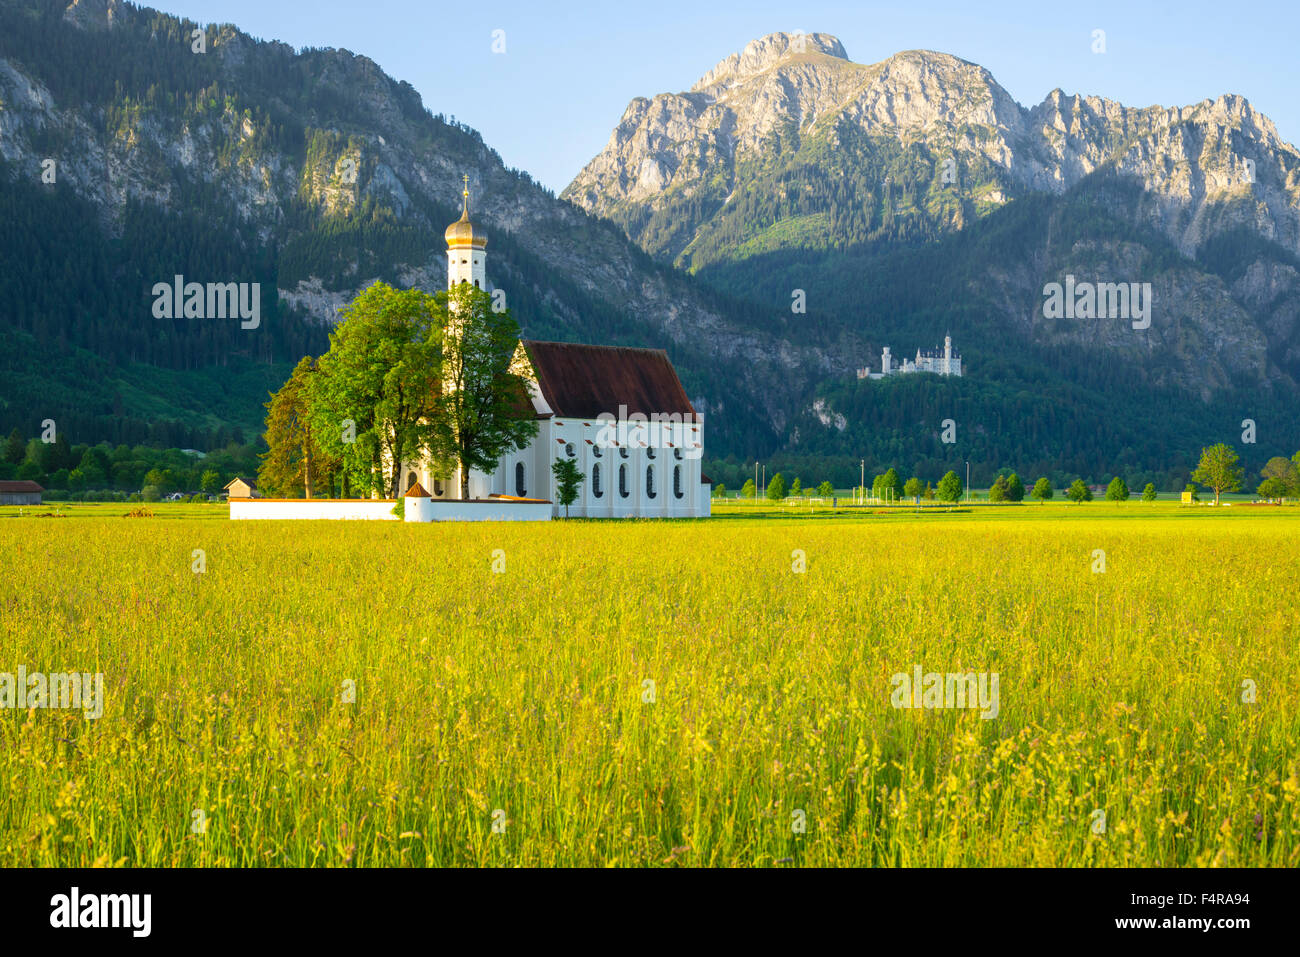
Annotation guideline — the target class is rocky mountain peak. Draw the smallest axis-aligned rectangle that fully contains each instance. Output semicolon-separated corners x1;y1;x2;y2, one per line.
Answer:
691;31;848;93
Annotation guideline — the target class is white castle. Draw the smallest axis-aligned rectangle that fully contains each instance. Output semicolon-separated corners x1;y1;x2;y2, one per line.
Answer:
858;336;962;379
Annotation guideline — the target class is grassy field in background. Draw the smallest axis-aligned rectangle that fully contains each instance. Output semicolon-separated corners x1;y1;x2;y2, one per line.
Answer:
1;504;1296;866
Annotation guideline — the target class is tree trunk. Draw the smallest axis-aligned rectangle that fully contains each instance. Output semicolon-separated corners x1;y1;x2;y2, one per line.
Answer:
303;437;314;500
460;458;470;500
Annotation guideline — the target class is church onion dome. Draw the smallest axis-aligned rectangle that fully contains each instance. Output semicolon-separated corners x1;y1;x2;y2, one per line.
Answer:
446;176;487;248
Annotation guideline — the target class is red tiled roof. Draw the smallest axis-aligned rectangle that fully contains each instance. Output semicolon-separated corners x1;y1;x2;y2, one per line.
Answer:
520;340;697;420
405;482;431;497
0;480;43;493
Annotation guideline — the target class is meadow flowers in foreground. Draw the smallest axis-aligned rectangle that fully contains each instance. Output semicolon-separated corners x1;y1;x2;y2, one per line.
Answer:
0;504;1296;866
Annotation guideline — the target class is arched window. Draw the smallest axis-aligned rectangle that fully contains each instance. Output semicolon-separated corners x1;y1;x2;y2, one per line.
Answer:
646;465;656;499
673;465;683;499
618;464;629;498
592;444;602;457
565;443;575;458
474;280;480;288
592;463;603;498
515;462;526;497
406;471;417;491
646;447;656;459
619;447;629;459
434;478;444;497
674;448;683;460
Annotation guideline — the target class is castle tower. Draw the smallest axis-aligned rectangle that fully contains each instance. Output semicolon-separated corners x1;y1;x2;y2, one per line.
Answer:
446;175;487;291
882;346;892;376
943;335;952;375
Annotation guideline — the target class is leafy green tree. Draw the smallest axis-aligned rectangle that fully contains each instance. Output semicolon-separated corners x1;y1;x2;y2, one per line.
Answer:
1191;443;1243;506
712;482;726;498
903;476;923;500
741;478;756;499
1259;456;1300;498
766;472;786;501
200;470;221;493
923;481;935;501
937;470;963;502
51;434;73;472
1006;473;1025;502
1067;479;1091;503
23;438;52;474
1105;477;1129;501
817;480;834;497
142;485;162;502
260;356;338;498
4;429;24;464
308;282;444;498
1257;476;1288;501
789;477;802;496
74;449;106;489
988;474;1010;503
550;457;584;518
431;283;540;499
143;468;172;492
1142;482;1157;502
881;467;903;501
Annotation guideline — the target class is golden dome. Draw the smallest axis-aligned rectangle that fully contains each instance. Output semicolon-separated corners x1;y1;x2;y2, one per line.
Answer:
446;176;487;248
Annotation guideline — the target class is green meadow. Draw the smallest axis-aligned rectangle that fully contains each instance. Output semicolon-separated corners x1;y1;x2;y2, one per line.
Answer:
1;502;1296;866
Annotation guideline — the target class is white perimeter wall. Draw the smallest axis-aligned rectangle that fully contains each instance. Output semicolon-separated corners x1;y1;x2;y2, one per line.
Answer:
229;499;551;522
230;499;398;521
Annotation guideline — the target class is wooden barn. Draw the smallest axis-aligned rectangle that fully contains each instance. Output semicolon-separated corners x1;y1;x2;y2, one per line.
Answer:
0;480;44;505
223;477;258;499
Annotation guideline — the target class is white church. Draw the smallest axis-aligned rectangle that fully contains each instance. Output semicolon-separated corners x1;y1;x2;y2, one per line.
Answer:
396;184;712;519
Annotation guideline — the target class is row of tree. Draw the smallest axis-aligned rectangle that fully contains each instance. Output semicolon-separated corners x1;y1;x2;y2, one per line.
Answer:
715;444;1296;506
1;427;260;496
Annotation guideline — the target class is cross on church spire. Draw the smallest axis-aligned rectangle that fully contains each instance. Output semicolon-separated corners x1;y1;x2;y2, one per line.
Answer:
462;174;469;215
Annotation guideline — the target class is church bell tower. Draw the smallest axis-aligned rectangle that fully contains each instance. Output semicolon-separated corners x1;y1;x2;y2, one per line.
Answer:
446;175;487;291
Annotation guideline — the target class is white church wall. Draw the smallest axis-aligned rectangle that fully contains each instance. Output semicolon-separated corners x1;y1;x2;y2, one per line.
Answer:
531;415;708;519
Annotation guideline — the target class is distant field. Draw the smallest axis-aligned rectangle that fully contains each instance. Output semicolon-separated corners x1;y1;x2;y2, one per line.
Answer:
1;505;1296;866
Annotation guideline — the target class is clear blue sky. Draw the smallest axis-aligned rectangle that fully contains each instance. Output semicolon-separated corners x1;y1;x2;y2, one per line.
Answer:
153;0;1299;194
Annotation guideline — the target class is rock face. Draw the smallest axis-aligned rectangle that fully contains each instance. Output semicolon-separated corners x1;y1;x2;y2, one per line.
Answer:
0;2;827;447
563;31;1300;399
566;32;1300;264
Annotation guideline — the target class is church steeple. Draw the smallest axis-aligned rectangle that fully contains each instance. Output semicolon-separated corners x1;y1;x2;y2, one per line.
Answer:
446;174;487;289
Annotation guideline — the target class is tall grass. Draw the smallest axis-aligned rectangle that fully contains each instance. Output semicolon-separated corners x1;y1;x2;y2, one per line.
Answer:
1;508;1296;866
